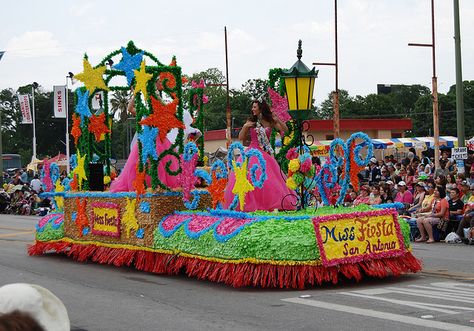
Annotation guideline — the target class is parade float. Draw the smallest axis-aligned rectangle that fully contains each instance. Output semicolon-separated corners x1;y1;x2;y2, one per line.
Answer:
28;41;421;289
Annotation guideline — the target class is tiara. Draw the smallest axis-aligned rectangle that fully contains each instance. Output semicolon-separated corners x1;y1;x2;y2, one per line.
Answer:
257;92;266;103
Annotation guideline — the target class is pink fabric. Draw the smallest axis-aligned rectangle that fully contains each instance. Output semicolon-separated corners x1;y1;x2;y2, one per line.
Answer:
223;127;296;211
110;137;180;192
395;190;414;204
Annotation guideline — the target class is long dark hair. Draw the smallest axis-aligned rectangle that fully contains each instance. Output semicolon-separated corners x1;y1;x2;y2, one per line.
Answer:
248;100;274;125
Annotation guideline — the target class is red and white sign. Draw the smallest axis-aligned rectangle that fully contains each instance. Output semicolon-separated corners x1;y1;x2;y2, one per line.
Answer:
53;85;67;118
17;94;32;124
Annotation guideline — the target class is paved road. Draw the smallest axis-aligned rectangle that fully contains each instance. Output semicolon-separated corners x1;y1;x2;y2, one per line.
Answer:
1;214;473;331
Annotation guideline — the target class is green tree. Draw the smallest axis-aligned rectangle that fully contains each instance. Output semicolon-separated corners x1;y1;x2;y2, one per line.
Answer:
110;90;131;122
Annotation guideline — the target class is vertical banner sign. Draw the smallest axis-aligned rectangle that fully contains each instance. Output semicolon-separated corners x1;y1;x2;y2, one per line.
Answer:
53;85;67;118
17;94;32;124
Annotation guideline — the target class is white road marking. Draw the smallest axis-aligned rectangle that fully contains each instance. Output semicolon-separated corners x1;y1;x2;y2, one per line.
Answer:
339;291;474;314
381;287;474;304
281;297;474;331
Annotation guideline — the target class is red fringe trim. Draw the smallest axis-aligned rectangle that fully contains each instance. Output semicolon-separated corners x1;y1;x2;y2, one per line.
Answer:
28;242;422;289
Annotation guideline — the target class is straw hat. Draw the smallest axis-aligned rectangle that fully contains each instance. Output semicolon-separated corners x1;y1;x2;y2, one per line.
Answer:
0;283;70;331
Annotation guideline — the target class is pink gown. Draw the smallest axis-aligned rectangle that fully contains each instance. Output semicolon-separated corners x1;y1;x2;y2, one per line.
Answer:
223;127;296;211
110;137;180;192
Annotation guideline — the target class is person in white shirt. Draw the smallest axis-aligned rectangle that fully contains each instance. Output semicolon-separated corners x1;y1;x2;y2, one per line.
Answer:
30;174;43;193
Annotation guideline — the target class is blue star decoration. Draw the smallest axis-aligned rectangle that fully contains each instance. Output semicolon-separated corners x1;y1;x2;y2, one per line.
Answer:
140;201;151;213
138;125;158;164
136;228;144;239
113;47;144;86
75;89;92;124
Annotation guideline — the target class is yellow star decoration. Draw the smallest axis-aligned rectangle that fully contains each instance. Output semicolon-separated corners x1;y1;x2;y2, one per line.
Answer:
122;198;139;238
74;58;109;93
73;151;87;190
54;179;65;210
231;160;254;210
134;60;153;100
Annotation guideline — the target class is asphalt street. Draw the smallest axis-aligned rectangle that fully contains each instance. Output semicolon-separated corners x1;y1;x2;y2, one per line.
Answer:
0;214;473;331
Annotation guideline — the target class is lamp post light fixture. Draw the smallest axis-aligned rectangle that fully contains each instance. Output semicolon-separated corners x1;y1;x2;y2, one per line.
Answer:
281;40;318;121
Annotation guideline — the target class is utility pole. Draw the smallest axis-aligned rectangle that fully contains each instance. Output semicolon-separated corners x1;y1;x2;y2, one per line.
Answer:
453;0;465;148
224;26;232;148
409;0;440;170
31;82;39;161
313;0;339;138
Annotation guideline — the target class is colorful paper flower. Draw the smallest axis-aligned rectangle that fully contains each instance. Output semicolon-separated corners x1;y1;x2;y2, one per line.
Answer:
292;173;305;186
139;95;185;143
74;58;109;93
268;87;291;122
300;158;312;173
138;125;158;164
112;47;144;86
286;176;298;190
288;158;300;172
88;112;110;142
133;60;153;100
286;148;298;160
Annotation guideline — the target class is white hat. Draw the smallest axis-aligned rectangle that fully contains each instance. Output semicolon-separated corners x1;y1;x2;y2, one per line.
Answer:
386;180;394;185
370;157;377;164
398;181;407;186
0;283;70;331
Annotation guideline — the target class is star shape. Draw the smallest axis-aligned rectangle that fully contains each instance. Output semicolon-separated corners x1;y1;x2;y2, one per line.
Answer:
112;47;144;86
122;198;139;238
88;112;110;142
74;58;109;93
133;60;153;100
232;160;254;210
72;151;87;190
75;89;92;124
208;172;228;209
71;114;82;145
54;179;65;210
138;125;158;164
140;96;185;143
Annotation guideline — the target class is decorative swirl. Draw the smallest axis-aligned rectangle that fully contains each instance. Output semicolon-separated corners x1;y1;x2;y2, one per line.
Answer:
227;142;246;171
245;149;267;189
211;159;228;179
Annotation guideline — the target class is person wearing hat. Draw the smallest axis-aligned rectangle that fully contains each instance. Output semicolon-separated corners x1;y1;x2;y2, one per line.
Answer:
352;186;371;206
0;283;70;331
460;181;473;204
368;158;381;186
455;191;474;241
394;181;413;213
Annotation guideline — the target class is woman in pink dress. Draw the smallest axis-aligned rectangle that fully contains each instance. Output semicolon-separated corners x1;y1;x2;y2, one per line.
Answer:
223;99;295;211
110;95;180;192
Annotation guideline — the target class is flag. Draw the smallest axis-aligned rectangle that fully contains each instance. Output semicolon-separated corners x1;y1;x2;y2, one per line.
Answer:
0;51;5;61
17;94;32;124
53;85;67;118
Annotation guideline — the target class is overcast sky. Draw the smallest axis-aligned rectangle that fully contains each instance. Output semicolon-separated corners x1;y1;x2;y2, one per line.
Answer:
1;0;473;106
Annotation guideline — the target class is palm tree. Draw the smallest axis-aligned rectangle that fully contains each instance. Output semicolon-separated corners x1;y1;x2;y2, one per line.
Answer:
110;90;131;122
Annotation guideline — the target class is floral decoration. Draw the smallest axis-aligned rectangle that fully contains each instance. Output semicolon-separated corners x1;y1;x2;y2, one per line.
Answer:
88;112;110;142
71;114;82;145
285;148;315;190
267;87;291;122
139;95;184;143
133;60;153;100
112;47;144;86
123;198;139;238
74;57;109;93
138;125;158;164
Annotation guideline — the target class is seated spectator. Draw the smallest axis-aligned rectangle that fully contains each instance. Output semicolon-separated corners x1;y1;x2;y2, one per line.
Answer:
460;181;473;203
455;193;474;240
369;185;382;205
412;184;435;218
368;159;381;185
447;188;464;233
416;185;449;243
394;181;413;213
30;175;42;194
352;186;371;206
445;174;457;199
380;167;391;182
380;184;393;203
408;183;426;214
386;180;398;200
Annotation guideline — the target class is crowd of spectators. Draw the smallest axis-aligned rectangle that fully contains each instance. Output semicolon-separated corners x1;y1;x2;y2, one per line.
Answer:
0;168;52;216
315;148;474;244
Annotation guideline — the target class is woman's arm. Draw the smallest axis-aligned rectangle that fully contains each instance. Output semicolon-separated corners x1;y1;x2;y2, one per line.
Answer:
127;94;136;116
272;115;288;133
238;121;254;143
